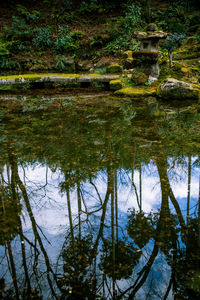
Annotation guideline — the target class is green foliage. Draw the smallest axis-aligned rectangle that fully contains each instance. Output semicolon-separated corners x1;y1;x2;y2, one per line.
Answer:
89;36;103;48
79;0;101;14
153;4;190;33
4;16;33;41
123;3;143;35
164;33;186;52
105;3;142;55
55;55;75;72
17;4;41;23
0;40;10;56
0;57;21;70
55;26;72;53
95;67;107;74
55;27;84;56
106;36;138;55
70;30;85;40
32;27;52;49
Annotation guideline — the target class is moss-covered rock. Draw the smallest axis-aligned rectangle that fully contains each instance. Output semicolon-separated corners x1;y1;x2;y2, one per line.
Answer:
122;50;133;60
114;87;156;99
157;78;200;100
131;71;148;85
109;79;123;91
107;64;123;74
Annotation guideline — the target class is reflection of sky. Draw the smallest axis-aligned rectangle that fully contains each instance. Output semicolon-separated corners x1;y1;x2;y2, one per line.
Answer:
15;157;199;235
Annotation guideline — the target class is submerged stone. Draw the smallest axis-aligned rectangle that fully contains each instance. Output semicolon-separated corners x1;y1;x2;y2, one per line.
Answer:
157;78;200;100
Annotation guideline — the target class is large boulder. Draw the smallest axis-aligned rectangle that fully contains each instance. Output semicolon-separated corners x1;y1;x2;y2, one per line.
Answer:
157;78;200;100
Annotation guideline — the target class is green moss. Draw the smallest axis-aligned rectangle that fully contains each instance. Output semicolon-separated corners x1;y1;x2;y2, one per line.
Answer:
131;71;148;85
109;79;123;91
0;73;82;81
114;87;156;99
107;64;123;74
122;50;133;60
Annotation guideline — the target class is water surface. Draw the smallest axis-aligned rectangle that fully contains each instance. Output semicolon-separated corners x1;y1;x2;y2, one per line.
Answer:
0;94;200;299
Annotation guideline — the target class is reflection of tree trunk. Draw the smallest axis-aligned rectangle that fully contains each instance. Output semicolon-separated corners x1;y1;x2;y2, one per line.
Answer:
7;242;19;300
8;156;32;294
198;175;200;267
156;154;185;229
7;144;58;298
120;154;179;299
168;50;173;68
93;167;112;254
65;178;74;247
19;222;31;293
187;156;191;225
77;177;82;240
139;162;142;212
111;167;115;298
115;169;118;244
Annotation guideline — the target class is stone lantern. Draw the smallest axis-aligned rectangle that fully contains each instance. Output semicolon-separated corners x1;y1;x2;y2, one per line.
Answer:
132;23;167;84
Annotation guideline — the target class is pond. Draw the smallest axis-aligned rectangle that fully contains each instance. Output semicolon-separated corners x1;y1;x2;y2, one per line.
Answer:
0;92;200;299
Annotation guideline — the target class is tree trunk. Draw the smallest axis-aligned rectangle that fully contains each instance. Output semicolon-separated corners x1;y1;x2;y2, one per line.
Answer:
168;50;173;68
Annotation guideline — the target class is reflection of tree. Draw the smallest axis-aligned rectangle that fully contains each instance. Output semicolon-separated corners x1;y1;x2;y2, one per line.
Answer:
59;235;96;299
127;209;155;249
0;186;21;245
100;239;141;280
3;142;59;299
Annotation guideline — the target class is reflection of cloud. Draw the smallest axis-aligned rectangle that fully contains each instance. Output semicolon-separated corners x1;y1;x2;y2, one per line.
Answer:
18;165;68;235
117;167;161;213
16;159;199;236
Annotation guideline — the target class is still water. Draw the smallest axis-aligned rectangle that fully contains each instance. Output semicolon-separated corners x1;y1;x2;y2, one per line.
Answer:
0;93;200;299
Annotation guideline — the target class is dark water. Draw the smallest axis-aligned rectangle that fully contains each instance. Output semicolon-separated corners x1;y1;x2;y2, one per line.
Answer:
0;94;200;299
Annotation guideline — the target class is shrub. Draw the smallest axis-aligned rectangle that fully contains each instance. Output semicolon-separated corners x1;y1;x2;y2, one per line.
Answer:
105;3;142;55
32;27;52;49
106;36;139;55
163;33;186;67
123;3;143;35
4;16;33;41
0;57;21;70
55;55;75;72
55;26;73;53
79;0;101;14
0;40;10;56
17;4;40;23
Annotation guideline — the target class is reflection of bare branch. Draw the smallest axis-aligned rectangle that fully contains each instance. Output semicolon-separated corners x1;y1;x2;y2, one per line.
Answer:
36;224;51;245
21;234;40;255
123;169;140;210
80;187;88;213
89;178;103;204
